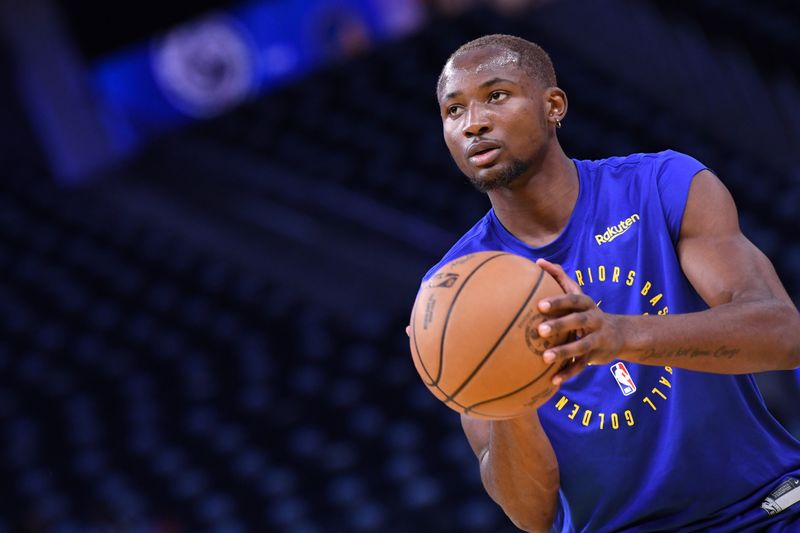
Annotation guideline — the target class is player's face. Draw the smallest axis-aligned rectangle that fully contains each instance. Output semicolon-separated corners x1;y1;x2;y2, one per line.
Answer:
438;47;549;192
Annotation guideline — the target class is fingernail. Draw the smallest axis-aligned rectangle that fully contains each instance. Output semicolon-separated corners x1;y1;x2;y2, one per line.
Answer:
539;300;551;311
543;351;555;363
538;323;551;336
552;376;562;386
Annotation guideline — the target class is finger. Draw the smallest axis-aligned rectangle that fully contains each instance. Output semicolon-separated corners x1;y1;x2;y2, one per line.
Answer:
536;259;583;295
405;325;411;337
538;292;595;316
542;335;593;364
538;311;598;339
552;357;591;385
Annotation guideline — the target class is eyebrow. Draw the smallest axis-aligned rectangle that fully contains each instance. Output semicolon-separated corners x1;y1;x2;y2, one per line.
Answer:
443;77;518;101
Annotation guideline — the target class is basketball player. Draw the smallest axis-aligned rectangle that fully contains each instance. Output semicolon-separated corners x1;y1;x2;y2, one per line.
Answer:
422;34;800;532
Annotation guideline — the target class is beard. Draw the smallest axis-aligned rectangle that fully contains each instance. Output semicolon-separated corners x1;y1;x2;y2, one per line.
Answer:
467;157;532;193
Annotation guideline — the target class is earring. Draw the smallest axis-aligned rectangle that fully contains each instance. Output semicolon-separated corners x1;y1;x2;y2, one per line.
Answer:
555;119;562;129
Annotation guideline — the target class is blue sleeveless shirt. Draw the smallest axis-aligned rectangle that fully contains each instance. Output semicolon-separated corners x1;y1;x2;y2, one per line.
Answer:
422;151;800;532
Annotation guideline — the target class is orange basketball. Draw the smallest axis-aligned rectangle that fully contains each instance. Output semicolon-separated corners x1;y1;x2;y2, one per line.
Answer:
409;251;569;420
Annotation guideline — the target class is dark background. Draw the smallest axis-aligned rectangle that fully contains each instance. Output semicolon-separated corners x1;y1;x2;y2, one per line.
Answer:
0;0;798;531
55;0;237;59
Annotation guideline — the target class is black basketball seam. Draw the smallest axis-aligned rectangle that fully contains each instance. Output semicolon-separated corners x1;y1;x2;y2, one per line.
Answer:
463;364;555;415
412;298;453;399
437;387;515;420
432;252;509;387
443;267;546;403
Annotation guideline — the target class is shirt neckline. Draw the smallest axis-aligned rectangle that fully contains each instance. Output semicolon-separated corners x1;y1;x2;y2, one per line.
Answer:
488;158;590;259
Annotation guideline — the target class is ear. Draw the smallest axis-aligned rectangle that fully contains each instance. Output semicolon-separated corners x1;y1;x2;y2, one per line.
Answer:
544;87;568;127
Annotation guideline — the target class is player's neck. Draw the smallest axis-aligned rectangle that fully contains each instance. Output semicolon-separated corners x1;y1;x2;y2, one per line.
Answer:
488;146;578;249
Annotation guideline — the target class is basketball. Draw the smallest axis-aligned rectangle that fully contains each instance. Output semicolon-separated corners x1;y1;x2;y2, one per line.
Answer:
409;251;569;420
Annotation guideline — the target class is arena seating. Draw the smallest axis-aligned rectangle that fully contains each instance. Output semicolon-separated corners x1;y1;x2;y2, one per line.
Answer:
0;167;518;531
1;1;798;531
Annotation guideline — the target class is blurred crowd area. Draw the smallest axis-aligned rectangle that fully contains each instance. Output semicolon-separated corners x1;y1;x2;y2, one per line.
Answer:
0;0;799;531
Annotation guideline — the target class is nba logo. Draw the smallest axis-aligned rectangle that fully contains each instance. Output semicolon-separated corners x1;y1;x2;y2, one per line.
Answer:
610;362;636;396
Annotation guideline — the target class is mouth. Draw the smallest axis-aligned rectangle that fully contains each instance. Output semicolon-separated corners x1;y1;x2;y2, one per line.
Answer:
466;140;502;167
468;146;501;167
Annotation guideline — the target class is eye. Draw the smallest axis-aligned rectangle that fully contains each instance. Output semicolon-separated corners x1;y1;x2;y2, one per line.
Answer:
446;105;463;117
489;91;508;103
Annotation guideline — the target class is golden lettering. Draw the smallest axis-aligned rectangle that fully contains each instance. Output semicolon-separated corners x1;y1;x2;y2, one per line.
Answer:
641;281;652;296
552;263;677;433
625;410;634;426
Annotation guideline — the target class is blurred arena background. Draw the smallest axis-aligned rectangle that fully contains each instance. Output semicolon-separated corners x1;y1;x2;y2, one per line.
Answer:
0;0;798;530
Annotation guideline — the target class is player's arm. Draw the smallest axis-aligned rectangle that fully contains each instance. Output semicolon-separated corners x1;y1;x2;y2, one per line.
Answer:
622;169;800;372
460;413;559;533
534;169;800;380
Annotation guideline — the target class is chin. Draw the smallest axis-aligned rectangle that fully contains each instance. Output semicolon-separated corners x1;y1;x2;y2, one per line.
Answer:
468;165;516;193
468;174;506;193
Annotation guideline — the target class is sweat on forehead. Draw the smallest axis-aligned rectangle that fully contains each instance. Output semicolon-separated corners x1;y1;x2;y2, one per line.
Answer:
436;34;557;97
450;46;521;71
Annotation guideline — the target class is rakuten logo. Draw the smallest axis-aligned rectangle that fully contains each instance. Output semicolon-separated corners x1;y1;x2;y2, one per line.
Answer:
594;214;640;245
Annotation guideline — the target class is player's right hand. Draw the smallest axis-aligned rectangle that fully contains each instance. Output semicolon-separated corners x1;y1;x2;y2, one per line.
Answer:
535;258;623;385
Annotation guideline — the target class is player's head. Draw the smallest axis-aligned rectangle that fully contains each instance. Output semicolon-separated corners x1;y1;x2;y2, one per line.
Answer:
437;34;566;193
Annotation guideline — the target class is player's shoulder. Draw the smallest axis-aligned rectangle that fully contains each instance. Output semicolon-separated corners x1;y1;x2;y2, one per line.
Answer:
422;212;497;282
579;149;702;173
577;150;708;193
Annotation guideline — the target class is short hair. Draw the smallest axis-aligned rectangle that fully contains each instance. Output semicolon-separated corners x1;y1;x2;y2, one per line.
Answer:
437;34;557;98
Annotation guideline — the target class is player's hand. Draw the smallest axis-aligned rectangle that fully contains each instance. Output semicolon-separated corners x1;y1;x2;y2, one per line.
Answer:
535;259;624;385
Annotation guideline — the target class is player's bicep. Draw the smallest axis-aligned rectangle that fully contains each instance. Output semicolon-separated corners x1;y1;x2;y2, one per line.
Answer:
677;170;792;307
461;414;490;461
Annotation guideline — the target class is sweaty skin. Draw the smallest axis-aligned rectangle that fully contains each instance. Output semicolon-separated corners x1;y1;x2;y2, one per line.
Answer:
430;44;800;533
439;46;578;247
441;48;521;76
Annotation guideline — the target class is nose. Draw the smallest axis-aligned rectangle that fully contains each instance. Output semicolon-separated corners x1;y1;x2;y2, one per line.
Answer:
462;104;491;138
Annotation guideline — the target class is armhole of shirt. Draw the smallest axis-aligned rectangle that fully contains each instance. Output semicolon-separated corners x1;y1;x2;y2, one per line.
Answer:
654;150;709;244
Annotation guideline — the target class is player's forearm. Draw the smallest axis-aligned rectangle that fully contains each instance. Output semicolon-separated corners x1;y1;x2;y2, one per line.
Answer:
620;299;800;373
480;415;559;533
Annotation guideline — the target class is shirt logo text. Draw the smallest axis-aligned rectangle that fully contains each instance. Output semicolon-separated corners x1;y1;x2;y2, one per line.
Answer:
594;214;640;245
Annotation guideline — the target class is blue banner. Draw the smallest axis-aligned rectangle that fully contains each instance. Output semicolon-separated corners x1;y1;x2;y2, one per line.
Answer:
91;0;425;151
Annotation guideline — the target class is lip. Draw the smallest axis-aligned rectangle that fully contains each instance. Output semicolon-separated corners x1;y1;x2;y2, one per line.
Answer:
466;139;501;158
466;140;502;167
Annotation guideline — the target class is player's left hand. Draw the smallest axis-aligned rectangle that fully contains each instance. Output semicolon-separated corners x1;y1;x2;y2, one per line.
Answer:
535;259;625;385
